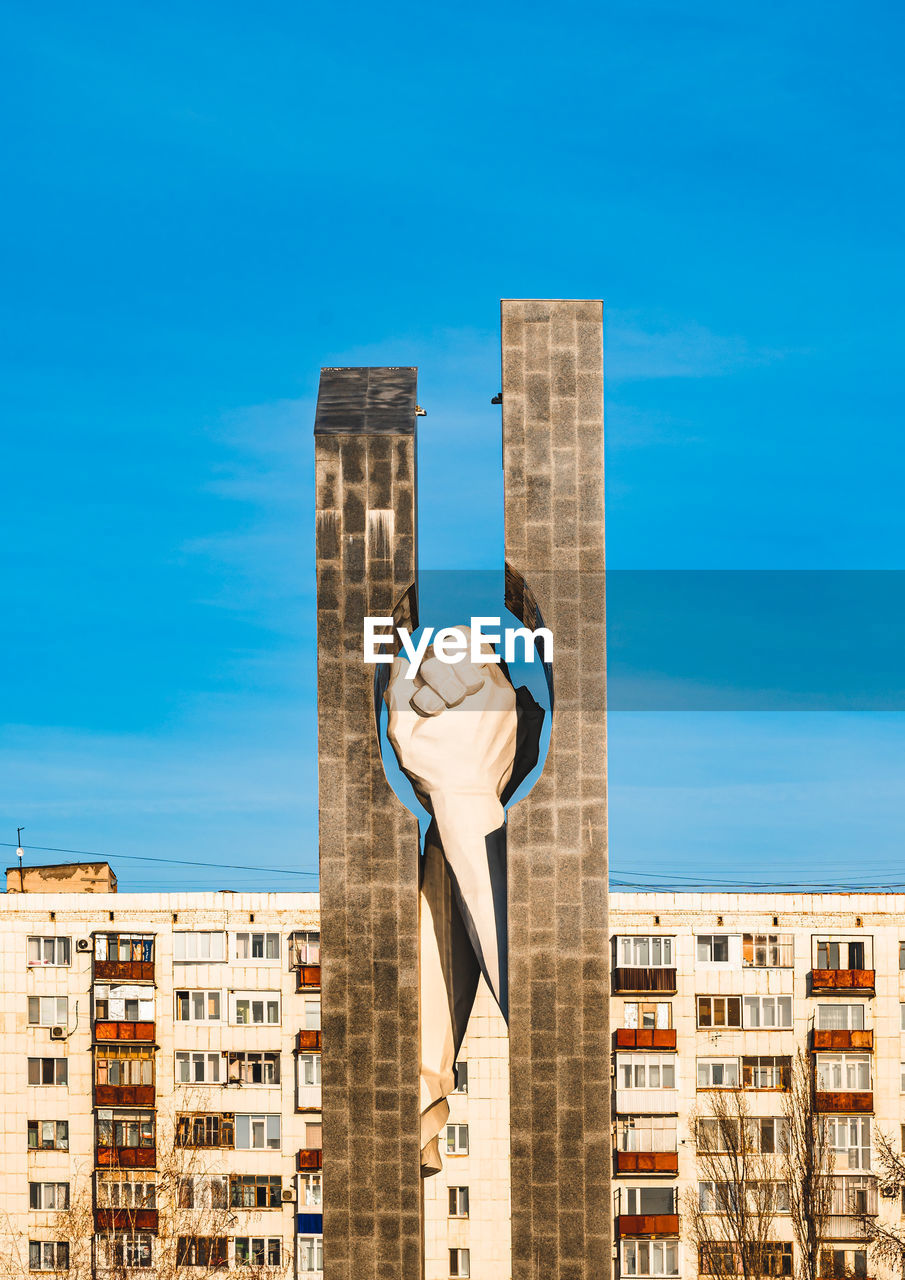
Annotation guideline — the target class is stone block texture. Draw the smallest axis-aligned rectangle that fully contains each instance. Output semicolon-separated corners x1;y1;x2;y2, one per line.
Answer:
315;367;423;1280
501;301;610;1277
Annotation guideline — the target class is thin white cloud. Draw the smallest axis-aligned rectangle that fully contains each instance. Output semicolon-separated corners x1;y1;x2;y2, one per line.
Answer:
606;309;786;380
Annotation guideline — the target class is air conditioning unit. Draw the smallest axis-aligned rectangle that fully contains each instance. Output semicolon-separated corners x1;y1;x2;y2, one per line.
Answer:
76;939;91;952
880;1185;898;1199
282;1190;295;1203
50;1027;66;1041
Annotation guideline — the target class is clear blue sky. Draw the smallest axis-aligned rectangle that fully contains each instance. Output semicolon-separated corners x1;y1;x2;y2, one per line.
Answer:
2;1;904;891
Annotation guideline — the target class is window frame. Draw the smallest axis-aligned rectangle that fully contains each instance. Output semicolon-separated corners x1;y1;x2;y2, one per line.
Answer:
26;937;71;968
696;995;741;1029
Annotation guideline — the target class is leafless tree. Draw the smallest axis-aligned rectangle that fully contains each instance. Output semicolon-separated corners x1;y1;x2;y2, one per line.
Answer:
783;1048;835;1280
856;1127;905;1280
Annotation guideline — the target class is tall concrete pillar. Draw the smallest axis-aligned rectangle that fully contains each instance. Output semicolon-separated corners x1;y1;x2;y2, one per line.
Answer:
314;367;422;1280
501;301;610;1278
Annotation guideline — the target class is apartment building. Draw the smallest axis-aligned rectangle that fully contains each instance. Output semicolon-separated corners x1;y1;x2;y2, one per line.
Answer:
0;869;322;1277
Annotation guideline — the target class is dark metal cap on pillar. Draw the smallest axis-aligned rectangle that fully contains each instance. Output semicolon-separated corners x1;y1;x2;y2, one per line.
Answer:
314;366;418;435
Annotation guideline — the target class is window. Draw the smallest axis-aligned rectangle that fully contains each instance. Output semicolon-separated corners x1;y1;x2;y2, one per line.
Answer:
94;933;154;962
818;1003;865;1030
290;931;320;965
697;1117;789;1154
298;1237;323;1274
820;1249;867;1278
449;1249;471;1278
826;1116;871;1169
697;1059;739;1088
27;997;68;1027
94;985;153;1022
176;1176;227;1209
235;1113;281;1150
697;935;730;963
742;1056;791;1089
814;937;871;970
449;1186;469;1217
453;1061;468;1092
100;1235;153;1269
302;1117;322;1149
743;996;792;1029
28;1121;68;1150
176;1114;234;1148
617;1053;676;1089
617;937;674;967
95;1046;154;1086
297;1054;320;1087
232;992;280;1025
27;937;71;967
900;942;905;971
174;990;221;1022
622;1187;676;1214
96;1109;154;1150
96;1176;156;1208
622;1240;679;1276
176;1238;227;1267
300;1172;322;1207
28;1183;70;1210
227;1050;281;1085
446;1124;469;1154
27;1059;67;1086
743;933;793;968
624;1001;672;1030
173;931;225;962
236;932;280;960
28;1242;69;1272
817;1054;871;1092
830;1175;877;1216
235;1238;282;1267
230;1175;281;1208
900;1003;905;1032
617;1116;677;1153
698;1182;789;1214
697;996;741;1028
175;1051;221;1084
304;997;321;1030
700;1244;791;1276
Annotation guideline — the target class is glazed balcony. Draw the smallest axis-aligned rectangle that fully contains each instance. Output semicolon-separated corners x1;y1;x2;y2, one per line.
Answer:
812;1029;873;1051
95;1084;155;1108
614;1151;679;1175
295;965;321;991
615;1029;677;1050
297;1148;323;1171
810;970;875;995
297;1029;322;1052
614;968;677;995
94;1208;158;1233
618;1213;680;1236
95;1146;156;1169
815;1091;873;1114
94;1021;155;1043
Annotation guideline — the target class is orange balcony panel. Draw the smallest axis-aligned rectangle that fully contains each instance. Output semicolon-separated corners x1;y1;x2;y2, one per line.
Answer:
94;959;155;983
615;1152;679;1175
96;1146;156;1169
815;1091;873;1113
94;1021;156;1043
812;1029;874;1051
810;969;875;993
297;1148;323;1171
94;1084;155;1108
297;1029;322;1051
617;1214;680;1237
95;1208;158;1233
615;1029;677;1050
296;965;322;991
614;968;677;995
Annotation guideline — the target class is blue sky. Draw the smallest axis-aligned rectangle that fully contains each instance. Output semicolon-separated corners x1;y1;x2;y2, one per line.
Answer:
2;1;904;891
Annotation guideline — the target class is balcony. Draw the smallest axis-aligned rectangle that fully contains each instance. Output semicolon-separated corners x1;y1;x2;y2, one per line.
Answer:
296;965;322;991
95;1021;155;1043
615;1090;678;1115
297;1085;322;1111
815;1092;873;1114
94;959;155;983
614;1151;679;1175
297;1149;323;1171
298;1030;322;1052
94;1208;158;1233
810;970;875;995
95;1084;155;1108
812;1029;873;1051
95;1146;156;1169
617;1214;680;1237
824;1218;874;1240
614;967;677;995
615;1029;677;1050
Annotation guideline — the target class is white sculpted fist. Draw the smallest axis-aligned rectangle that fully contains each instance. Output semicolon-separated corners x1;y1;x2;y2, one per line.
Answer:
384;626;518;811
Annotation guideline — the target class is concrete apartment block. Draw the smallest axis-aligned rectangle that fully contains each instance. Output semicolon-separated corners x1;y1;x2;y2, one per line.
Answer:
314;367;422;1280
501;299;611;1278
